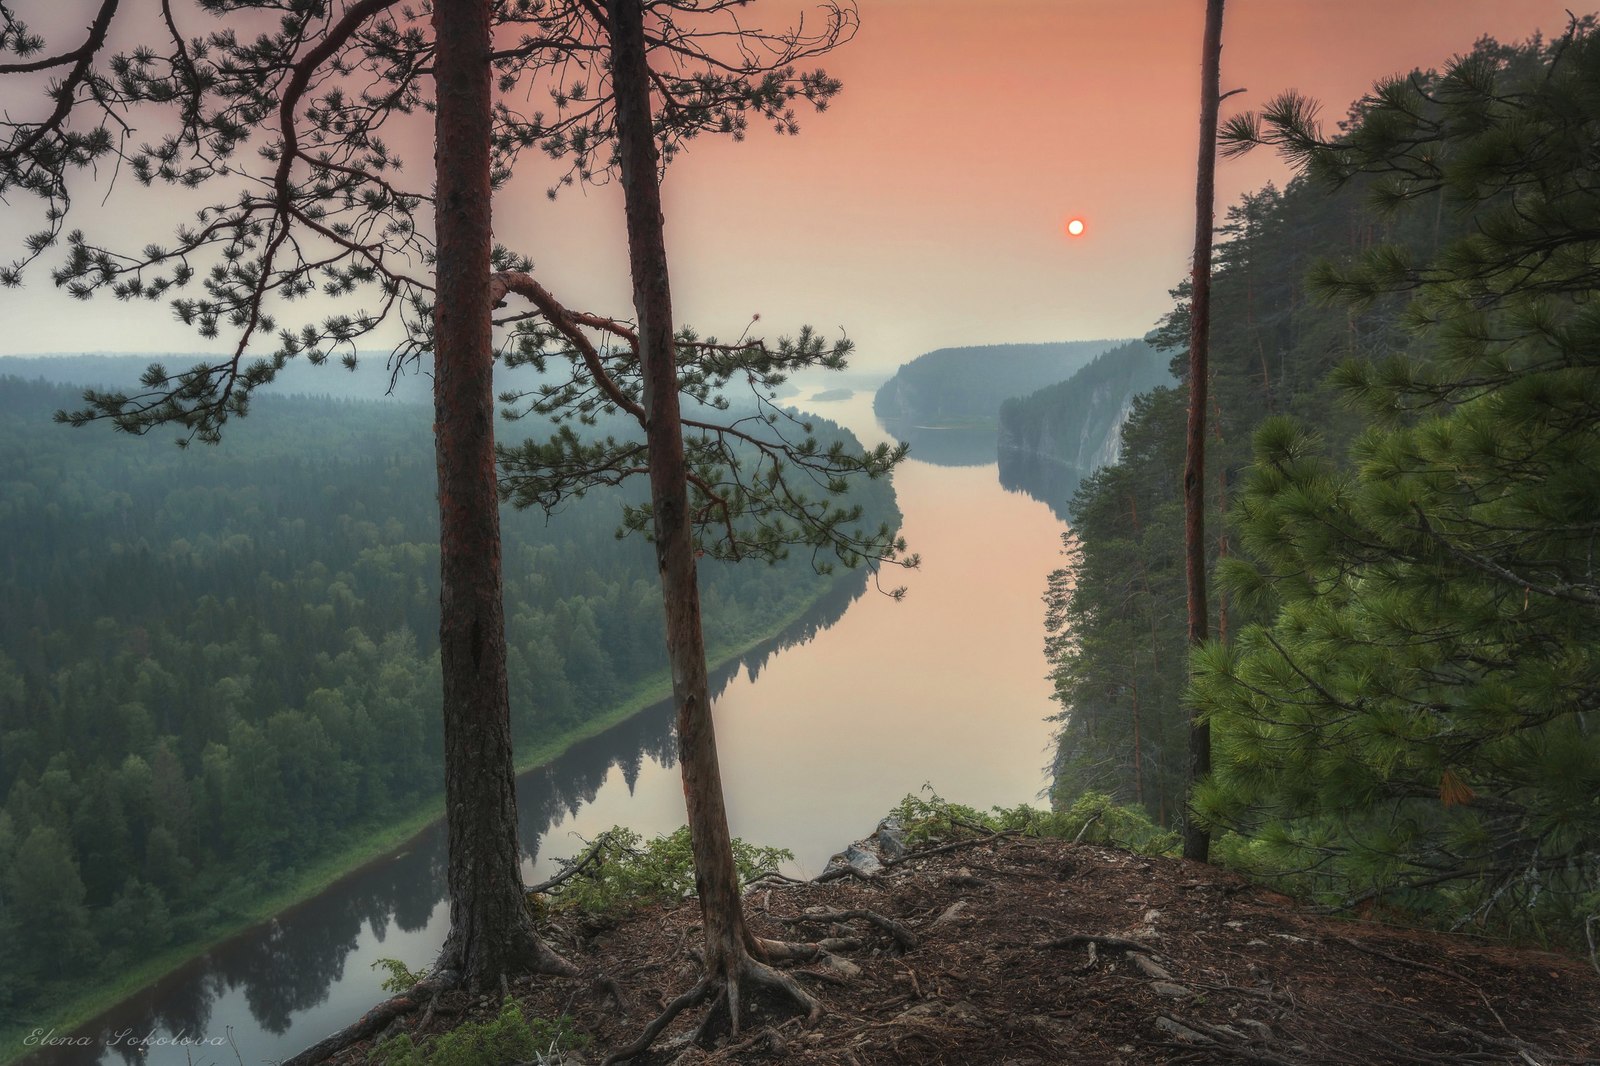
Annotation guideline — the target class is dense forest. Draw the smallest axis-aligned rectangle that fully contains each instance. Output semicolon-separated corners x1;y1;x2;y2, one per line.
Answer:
1048;27;1599;938
0;374;897;1030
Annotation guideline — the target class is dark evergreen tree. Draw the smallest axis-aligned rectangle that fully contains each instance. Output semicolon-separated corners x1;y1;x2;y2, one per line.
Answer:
1193;20;1600;931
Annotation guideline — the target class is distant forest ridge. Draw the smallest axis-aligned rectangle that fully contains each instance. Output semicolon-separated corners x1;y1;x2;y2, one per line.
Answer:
872;339;1131;428
2;352;436;404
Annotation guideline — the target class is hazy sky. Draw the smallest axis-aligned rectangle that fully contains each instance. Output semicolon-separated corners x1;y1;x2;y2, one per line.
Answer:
0;0;1581;375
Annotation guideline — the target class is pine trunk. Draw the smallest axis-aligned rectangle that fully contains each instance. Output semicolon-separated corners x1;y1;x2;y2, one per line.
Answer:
1182;0;1226;865
607;0;753;979
431;0;568;983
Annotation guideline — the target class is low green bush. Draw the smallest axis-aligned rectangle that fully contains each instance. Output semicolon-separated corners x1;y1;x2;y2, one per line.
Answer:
537;826;792;917
370;1000;582;1066
890;786;1179;855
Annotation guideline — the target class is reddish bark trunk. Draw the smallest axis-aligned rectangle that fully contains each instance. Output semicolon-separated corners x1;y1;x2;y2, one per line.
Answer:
606;0;753;979
431;0;569;983
1182;0;1226;865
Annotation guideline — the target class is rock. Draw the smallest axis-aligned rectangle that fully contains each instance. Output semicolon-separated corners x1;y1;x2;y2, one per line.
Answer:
929;900;968;927
823;844;883;878
1131;954;1172;981
875;817;910;861
1150;981;1194;998
946;866;987;889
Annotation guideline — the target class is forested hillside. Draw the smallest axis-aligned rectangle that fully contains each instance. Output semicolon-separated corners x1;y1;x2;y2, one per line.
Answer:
872;340;1124;429
4;353;434;404
996;339;1172;516
0;375;896;1030
1048;27;1599;939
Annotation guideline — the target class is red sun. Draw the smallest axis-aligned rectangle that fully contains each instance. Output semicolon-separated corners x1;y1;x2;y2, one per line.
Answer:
1065;218;1086;237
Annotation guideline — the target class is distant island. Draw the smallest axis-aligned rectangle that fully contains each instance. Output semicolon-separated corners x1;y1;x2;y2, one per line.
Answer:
809;387;854;402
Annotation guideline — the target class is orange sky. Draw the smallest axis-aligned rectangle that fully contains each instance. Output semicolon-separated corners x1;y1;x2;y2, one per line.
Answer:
0;0;1583;373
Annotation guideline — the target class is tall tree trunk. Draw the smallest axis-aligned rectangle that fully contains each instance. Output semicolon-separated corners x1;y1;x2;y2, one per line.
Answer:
1182;0;1226;864
606;0;753;983
431;0;571;984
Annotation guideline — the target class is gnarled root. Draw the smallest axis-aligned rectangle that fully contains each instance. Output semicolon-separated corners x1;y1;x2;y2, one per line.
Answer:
601;975;715;1066
601;951;824;1065
773;908;919;952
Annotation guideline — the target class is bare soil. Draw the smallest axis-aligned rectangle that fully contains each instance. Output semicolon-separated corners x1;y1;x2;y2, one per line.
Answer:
330;836;1600;1065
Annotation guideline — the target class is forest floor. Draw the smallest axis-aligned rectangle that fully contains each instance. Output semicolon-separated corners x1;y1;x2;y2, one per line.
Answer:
331;834;1600;1065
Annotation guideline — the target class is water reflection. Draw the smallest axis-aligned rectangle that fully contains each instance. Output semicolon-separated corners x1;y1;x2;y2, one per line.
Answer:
24;573;865;1066
996;446;1086;523
876;417;996;467
27;396;1066;1066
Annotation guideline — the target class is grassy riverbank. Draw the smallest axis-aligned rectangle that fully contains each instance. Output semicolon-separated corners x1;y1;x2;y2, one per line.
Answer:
0;576;848;1066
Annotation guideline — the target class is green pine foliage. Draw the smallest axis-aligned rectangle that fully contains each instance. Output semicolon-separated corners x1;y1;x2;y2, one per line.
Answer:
1194;21;1600;936
888;788;1178;856
1046;171;1410;823
1049;17;1599;941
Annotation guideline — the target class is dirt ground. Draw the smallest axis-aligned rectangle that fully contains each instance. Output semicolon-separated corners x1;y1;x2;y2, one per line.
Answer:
331;835;1600;1065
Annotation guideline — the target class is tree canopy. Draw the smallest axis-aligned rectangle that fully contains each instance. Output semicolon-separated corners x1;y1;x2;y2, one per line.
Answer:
1194;19;1600;930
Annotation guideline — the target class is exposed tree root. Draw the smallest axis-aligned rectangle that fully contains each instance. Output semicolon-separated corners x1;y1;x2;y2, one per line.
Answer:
432;932;581;983
602;949;827;1065
601;976;715;1066
1034;932;1158;954
775;908;920;951
280;968;460;1066
1151;1013;1305;1066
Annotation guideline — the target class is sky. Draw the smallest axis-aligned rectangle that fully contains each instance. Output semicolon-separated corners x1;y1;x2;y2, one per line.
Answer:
0;0;1583;376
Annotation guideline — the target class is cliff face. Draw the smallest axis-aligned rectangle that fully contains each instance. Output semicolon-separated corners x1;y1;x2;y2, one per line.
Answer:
872;339;1128;428
997;338;1172;477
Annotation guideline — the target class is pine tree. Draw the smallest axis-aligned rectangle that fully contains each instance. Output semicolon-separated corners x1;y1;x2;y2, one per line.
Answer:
1182;0;1228;864
0;0;895;1027
1194;21;1600;932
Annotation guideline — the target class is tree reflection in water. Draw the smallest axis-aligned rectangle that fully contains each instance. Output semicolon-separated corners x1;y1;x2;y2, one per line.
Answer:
997;446;1085;523
28;571;865;1066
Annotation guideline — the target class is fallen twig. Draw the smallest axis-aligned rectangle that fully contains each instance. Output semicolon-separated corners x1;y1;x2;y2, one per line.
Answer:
528;830;620;897
1153;1013;1304;1066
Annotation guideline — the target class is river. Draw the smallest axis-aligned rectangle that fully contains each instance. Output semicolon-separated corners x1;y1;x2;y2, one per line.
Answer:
22;389;1071;1066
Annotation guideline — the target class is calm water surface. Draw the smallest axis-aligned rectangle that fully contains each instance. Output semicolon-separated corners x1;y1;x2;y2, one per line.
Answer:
24;391;1070;1066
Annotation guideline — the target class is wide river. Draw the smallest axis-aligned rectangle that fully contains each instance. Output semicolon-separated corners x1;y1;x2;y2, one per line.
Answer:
24;390;1072;1066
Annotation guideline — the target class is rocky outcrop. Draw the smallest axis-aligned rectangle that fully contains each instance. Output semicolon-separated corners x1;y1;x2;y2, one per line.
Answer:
998;339;1171;476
